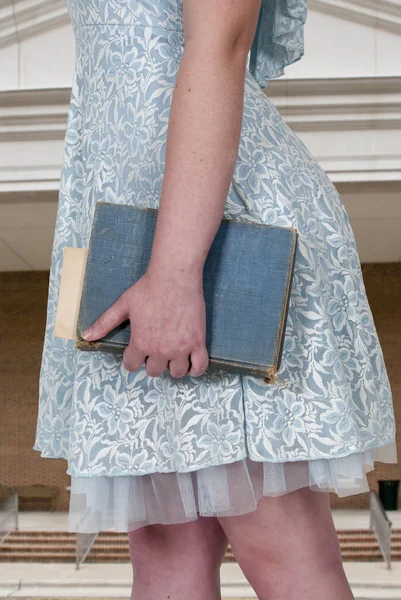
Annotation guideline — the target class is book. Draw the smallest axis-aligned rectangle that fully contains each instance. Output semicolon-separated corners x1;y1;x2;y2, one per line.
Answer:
73;201;298;383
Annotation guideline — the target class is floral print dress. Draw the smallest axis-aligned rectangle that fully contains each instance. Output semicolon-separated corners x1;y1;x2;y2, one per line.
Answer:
34;0;397;532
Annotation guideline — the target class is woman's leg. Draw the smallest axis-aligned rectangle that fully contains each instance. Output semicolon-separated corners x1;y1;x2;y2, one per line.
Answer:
218;487;354;600
128;516;229;600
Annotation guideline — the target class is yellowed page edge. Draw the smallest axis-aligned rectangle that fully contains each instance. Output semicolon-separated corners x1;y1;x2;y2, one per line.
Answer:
53;247;88;340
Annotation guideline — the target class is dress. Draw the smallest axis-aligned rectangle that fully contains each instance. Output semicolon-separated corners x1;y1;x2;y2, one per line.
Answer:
33;0;398;533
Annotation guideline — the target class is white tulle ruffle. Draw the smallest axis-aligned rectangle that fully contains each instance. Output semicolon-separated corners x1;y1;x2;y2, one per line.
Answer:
68;441;397;533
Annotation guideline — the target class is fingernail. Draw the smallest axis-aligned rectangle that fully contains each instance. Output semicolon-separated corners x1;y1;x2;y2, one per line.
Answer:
81;328;93;340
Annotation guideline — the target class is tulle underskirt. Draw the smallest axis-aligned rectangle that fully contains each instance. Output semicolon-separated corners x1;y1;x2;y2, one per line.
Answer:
68;441;398;533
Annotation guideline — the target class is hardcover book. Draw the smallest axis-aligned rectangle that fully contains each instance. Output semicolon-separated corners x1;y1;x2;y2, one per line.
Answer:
74;201;298;383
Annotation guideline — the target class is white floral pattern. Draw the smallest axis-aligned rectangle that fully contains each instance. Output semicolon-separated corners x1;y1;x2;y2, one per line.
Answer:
34;0;396;478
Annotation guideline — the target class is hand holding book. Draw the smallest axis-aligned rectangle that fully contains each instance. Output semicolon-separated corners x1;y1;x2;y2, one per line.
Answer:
72;202;297;384
81;266;209;378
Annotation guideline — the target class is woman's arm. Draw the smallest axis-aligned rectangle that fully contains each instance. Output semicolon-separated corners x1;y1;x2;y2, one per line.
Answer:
148;0;262;281
82;0;262;378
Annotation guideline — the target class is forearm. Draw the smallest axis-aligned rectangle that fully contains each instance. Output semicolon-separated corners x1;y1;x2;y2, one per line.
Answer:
147;43;248;282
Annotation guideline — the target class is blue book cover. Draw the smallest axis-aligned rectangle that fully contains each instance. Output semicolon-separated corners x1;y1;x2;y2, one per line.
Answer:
75;202;297;383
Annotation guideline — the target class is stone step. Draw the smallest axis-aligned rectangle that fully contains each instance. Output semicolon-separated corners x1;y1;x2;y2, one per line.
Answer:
0;552;77;562
10;528;401;535
2;554;401;563
8;529;401;537
2;529;401;563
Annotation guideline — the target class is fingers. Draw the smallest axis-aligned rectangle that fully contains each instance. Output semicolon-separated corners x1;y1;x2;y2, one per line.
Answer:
187;346;209;377
122;346;209;378
122;344;147;373
144;355;170;377
81;293;129;341
167;355;190;379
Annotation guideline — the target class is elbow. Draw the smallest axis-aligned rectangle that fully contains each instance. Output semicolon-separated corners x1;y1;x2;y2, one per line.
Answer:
225;25;257;58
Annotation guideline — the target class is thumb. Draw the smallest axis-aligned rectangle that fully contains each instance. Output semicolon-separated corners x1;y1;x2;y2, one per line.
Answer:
80;293;129;341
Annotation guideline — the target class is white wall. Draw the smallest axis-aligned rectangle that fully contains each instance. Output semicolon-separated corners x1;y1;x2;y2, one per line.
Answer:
286;10;401;79
1;0;401;269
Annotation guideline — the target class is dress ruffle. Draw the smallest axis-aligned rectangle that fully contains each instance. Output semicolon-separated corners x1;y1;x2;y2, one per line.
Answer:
249;0;307;88
68;441;397;533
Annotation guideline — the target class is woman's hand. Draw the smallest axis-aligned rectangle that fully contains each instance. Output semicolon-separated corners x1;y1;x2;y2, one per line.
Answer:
81;268;209;378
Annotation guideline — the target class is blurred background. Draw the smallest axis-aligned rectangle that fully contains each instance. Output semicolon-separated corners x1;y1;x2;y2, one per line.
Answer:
1;0;401;596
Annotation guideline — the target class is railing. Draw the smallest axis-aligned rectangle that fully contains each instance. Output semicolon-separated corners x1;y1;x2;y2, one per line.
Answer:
76;532;98;569
0;492;19;544
68;484;98;569
370;490;392;569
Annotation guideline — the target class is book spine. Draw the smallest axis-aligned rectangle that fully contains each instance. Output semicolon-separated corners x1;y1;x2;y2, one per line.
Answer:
208;358;278;384
274;232;298;371
75;339;124;355
74;341;278;383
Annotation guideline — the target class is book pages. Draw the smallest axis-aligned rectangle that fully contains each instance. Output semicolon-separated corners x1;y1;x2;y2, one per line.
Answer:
53;247;88;340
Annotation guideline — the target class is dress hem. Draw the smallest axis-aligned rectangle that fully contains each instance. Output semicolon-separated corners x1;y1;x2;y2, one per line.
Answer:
33;434;397;477
67;439;398;533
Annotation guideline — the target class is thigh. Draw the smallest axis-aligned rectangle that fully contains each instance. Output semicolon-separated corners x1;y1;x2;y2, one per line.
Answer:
128;516;229;573
217;487;342;576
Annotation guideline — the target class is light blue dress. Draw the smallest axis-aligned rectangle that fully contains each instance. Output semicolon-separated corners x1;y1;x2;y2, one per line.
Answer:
34;0;397;532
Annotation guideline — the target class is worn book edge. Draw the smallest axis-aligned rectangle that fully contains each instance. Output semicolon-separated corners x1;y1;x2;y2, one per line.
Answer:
76;338;280;384
53;247;88;340
55;240;289;385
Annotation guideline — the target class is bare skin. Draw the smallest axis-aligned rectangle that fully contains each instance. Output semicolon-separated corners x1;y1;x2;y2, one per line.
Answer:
128;489;354;600
81;0;354;598
217;489;354;600
128;517;229;600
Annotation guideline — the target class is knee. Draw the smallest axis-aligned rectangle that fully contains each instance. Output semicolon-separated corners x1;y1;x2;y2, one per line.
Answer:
234;531;344;600
235;521;343;571
128;519;228;581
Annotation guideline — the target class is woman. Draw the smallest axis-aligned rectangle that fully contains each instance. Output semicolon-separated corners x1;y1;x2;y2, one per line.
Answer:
34;0;397;598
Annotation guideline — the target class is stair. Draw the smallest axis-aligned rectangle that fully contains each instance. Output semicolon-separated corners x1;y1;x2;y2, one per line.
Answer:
0;531;76;562
338;529;401;562
1;529;401;562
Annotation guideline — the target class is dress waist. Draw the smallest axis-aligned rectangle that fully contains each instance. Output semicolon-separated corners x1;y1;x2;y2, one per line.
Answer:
73;21;183;32
67;0;184;34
